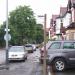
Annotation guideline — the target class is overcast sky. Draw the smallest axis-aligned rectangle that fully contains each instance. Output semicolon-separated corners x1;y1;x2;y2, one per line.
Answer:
0;0;68;27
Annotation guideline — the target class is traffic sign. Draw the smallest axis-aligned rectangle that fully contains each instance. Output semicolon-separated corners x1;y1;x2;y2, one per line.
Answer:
4;34;11;41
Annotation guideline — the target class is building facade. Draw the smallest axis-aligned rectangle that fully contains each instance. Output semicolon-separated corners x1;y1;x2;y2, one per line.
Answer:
50;0;75;40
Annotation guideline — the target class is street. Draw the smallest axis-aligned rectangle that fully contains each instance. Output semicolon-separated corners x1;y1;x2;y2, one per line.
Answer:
0;49;6;64
0;0;75;75
0;49;75;75
48;66;75;75
0;49;42;75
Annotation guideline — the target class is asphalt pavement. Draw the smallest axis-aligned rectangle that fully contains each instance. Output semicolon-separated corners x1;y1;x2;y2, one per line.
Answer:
0;61;43;75
0;49;43;75
1;49;75;75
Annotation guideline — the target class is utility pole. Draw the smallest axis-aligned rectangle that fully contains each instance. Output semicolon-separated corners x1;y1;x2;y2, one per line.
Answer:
43;14;47;75
6;0;9;67
38;14;47;75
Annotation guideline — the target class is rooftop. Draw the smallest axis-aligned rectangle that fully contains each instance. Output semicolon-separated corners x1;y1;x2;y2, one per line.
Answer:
71;0;75;4
66;22;75;29
52;15;59;21
60;7;67;16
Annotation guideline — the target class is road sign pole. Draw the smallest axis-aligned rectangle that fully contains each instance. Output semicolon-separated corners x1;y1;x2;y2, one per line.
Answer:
6;0;9;67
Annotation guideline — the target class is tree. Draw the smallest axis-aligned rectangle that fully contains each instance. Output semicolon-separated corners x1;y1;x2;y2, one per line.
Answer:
0;22;6;47
0;6;44;46
9;5;36;45
0;5;44;46
35;24;44;44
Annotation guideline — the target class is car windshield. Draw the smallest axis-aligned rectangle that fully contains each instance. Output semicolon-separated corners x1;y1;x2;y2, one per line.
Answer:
9;46;24;52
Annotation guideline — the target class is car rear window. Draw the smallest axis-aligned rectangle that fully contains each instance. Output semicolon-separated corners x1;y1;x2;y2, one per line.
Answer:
9;46;24;52
25;45;32;47
63;42;74;49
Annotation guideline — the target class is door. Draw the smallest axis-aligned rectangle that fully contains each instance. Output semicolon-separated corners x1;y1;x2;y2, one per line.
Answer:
63;42;75;65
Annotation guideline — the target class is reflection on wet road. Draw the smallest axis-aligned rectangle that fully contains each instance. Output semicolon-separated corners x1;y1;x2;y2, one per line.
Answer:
48;66;75;75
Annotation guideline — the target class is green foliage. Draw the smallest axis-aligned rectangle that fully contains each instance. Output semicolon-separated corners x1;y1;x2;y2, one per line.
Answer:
0;22;6;47
9;5;43;45
35;24;44;44
0;5;44;46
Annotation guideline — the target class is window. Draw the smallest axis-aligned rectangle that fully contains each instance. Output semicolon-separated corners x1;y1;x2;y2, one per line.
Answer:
63;42;74;49
9;46;24;52
74;43;75;49
74;33;75;40
49;42;61;49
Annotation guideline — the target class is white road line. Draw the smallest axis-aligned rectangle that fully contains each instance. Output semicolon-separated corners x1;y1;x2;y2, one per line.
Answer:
47;66;53;75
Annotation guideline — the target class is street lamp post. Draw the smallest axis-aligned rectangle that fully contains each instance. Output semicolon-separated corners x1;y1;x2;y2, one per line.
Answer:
38;14;47;75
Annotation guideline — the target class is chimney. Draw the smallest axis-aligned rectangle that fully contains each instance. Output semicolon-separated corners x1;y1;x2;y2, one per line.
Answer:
67;0;71;11
71;0;75;22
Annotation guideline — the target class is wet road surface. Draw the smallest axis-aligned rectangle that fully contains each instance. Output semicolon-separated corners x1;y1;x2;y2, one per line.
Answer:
1;49;75;75
0;49;42;75
48;66;75;75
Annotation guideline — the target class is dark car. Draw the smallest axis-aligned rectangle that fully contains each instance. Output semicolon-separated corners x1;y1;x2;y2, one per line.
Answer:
25;44;33;53
32;44;36;51
46;40;75;71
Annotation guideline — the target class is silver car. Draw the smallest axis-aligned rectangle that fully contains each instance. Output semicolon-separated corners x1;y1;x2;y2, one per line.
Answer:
8;46;27;61
47;40;75;71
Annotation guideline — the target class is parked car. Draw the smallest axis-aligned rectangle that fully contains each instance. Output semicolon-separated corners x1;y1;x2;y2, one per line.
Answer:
32;44;36;51
8;46;27;61
25;44;33;53
47;40;75;71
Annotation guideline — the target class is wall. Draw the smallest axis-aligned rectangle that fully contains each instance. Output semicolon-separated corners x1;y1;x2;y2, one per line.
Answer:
66;29;75;40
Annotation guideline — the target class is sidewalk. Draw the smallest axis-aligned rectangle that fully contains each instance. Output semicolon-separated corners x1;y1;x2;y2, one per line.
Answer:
0;64;9;70
0;49;6;65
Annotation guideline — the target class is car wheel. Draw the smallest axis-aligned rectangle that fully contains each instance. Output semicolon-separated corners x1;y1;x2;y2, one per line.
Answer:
25;56;27;60
32;50;33;53
52;58;66;71
22;59;25;62
22;57;26;62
